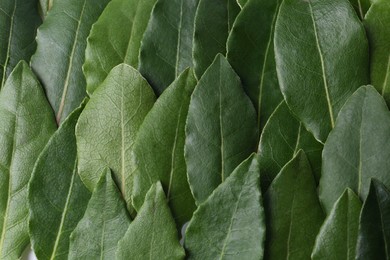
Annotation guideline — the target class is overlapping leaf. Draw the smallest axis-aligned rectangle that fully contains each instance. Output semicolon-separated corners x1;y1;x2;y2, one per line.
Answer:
349;0;370;19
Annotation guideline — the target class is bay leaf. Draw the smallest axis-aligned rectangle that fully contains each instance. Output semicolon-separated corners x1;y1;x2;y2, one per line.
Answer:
185;54;258;204
39;0;52;17
350;0;371;19
236;0;247;8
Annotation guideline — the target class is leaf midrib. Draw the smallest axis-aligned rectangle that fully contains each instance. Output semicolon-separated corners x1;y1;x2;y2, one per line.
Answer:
218;64;225;182
175;0;184;77
381;55;390;97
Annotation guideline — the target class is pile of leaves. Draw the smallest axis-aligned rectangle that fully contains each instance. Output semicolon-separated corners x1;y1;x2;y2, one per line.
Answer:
0;0;389;259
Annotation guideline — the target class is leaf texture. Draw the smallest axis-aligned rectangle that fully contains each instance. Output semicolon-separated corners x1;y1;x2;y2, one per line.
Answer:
30;0;111;124
264;150;324;260
116;182;185;260
39;0;52;17
84;0;157;95
139;0;200;94
68;169;131;260
274;0;369;143
28;102;90;260
185;154;265;260
185;54;258;204
0;61;56;259
131;69;197;227
319;86;390;213
349;0;370;19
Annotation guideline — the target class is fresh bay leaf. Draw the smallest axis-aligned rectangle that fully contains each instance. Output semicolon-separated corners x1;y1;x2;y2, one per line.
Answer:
236;0;247;8
193;0;240;78
39;0;52;17
274;0;369;143
356;179;390;259
185;155;265;260
227;0;283;131
84;0;157;95
139;0;200;94
76;64;156;205
350;0;371;19
264;150;324;260
0;0;41;89
185;54;258;204
116;182;184;260
30;0;111;124
0;61;56;259
258;101;322;191
319;86;390;213
131;69;196;227
364;0;390;106
28;102;90;260
312;189;361;260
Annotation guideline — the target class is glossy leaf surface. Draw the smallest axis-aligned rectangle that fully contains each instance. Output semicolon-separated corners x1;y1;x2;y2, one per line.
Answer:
320;86;390;213
185;54;258;204
139;0;200;94
31;0;111;123
131;69;196;227
264;151;324;260
69;169;131;260
0;61;56;259
185;155;265;260
312;189;361;260
84;0;157;95
274;0;369;143
117;182;184;260
28;102;90;260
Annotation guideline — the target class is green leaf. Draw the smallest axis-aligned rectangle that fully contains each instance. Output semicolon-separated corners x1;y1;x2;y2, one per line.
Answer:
227;0;283;131
312;189;362;260
236;0;247;8
258;101;323;191
69;169;131;260
185;54;258;204
30;0;111;124
185;154;265;260
76;64;156;205
274;0;369;143
0;0;41;89
84;0;157;95
0;61;56;259
364;0;390;106
116;182;184;260
39;0;53;17
350;0;371;19
356;179;390;259
193;0;240;78
28;102;90;260
131;69;196;227
319;86;390;213
264;150;324;260
139;0;200;94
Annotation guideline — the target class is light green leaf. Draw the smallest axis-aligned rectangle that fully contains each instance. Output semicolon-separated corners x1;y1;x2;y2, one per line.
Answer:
28;102;90;260
350;0;371;19
39;0;53;17
116;182;184;260
30;0;111;124
185;154;265;260
131;69;196;227
0;0;41;89
274;0;369;143
264;150;324;260
319;86;390;213
185;54;258;204
312;189;361;260
84;0;157;95
139;0;200;95
76;64;156;206
0;61;56;259
227;0;283;131
364;0;390;106
258;101;322;191
193;0;240;78
69;169;131;260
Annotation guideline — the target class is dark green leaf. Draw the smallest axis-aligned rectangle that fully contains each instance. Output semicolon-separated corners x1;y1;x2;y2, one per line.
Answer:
185;54;258;204
0;61;56;259
319;86;390;213
274;0;369;143
185;154;265;260
28;102;90;260
39;0;52;17
312;189;361;260
236;0;247;7
116;182;185;260
265;150;324;260
350;0;371;19
84;0;157;95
